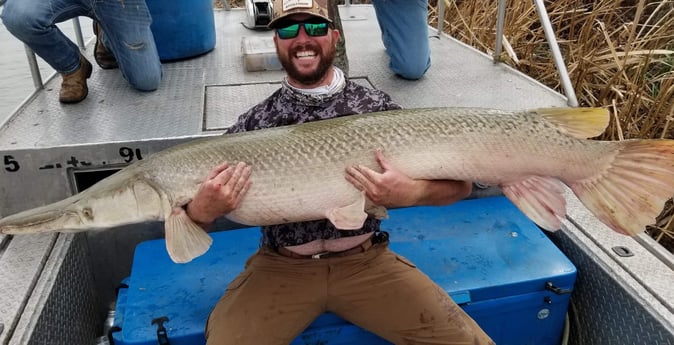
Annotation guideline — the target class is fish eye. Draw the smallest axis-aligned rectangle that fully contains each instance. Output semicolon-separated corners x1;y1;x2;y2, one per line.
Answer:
81;207;94;220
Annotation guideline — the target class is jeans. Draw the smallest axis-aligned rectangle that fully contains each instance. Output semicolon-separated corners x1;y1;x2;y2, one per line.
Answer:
371;0;431;80
1;0;162;91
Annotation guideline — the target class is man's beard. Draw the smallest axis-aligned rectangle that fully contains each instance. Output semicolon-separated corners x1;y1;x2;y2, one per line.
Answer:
279;41;336;85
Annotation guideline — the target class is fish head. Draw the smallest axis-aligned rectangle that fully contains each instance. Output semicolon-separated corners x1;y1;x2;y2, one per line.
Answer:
0;175;166;234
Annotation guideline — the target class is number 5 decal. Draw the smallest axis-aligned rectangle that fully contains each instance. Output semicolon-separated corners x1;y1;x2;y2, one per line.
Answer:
4;155;20;172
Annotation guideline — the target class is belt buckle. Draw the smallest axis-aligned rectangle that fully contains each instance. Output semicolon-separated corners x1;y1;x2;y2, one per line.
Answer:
311;251;330;259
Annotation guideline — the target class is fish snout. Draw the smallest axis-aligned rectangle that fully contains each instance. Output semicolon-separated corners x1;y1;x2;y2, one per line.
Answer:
0;209;81;234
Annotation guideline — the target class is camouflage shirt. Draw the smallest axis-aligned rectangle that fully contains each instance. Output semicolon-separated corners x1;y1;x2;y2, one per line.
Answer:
226;78;401;248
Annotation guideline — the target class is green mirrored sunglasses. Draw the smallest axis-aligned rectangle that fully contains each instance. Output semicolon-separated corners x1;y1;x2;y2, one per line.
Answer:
276;21;330;40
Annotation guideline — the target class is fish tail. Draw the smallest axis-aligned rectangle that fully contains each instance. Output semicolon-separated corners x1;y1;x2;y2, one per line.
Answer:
569;139;674;236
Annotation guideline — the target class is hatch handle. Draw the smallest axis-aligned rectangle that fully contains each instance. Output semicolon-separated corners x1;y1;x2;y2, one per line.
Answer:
151;316;171;345
545;281;572;295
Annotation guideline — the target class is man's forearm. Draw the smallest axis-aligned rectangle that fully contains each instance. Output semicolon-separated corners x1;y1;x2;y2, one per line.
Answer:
412;180;472;206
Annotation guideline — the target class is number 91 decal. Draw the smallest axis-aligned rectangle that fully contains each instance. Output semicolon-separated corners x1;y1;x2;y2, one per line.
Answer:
119;147;144;163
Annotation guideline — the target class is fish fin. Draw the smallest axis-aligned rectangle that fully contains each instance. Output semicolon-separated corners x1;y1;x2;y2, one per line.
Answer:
501;176;567;231
366;205;389;220
326;193;368;230
164;207;213;263
364;199;389;219
569;139;674;236
537;107;609;139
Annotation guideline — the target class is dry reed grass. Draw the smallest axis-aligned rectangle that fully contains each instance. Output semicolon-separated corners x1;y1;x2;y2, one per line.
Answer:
219;0;674;251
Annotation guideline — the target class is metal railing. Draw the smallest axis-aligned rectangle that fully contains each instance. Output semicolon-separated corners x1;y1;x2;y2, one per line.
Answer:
436;0;579;107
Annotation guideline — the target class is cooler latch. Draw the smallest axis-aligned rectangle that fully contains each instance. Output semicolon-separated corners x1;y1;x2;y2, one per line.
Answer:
545;281;572;295
151;316;171;345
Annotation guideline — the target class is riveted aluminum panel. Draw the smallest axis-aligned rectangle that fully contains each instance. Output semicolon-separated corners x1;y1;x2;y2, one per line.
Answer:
8;234;99;345
0;233;56;344
549;189;674;345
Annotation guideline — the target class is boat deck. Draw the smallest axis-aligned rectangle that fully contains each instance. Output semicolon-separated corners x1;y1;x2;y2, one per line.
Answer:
0;5;566;149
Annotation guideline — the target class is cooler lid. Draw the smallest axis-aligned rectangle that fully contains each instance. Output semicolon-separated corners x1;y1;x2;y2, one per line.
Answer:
384;196;577;304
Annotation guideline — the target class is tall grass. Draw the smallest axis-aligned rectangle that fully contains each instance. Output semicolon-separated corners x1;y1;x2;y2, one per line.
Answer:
429;0;674;250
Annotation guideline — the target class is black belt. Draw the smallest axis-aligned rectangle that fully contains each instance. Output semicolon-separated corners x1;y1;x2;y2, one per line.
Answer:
275;232;388;259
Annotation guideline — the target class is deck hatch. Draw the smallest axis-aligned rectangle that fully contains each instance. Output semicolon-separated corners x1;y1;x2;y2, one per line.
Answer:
203;78;376;131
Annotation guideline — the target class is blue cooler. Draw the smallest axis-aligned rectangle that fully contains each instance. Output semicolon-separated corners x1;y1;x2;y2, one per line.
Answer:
111;196;576;345
145;0;216;61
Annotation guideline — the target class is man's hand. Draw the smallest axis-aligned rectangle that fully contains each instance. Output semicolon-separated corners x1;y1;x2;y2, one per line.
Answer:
345;150;472;208
345;150;422;207
186;161;252;226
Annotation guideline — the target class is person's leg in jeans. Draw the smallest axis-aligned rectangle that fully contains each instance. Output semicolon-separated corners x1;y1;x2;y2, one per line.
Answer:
1;0;94;102
371;0;431;80
1;0;84;74
93;0;162;91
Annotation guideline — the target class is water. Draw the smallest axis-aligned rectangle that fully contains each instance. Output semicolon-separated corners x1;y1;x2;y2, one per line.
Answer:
0;11;93;123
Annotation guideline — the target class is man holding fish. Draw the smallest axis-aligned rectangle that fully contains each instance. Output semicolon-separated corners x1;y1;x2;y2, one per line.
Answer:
2;1;673;341
186;0;494;344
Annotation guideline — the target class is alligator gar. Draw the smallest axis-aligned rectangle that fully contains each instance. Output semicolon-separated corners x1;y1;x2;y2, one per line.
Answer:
1;107;673;263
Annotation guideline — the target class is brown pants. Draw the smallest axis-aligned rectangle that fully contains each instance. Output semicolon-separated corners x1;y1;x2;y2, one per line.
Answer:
205;242;494;345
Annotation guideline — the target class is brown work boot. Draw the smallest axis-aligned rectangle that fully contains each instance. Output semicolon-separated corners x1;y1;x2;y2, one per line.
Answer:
93;21;118;69
59;55;93;103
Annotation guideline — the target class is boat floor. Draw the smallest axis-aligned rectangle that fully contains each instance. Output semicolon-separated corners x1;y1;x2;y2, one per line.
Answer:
0;5;567;149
